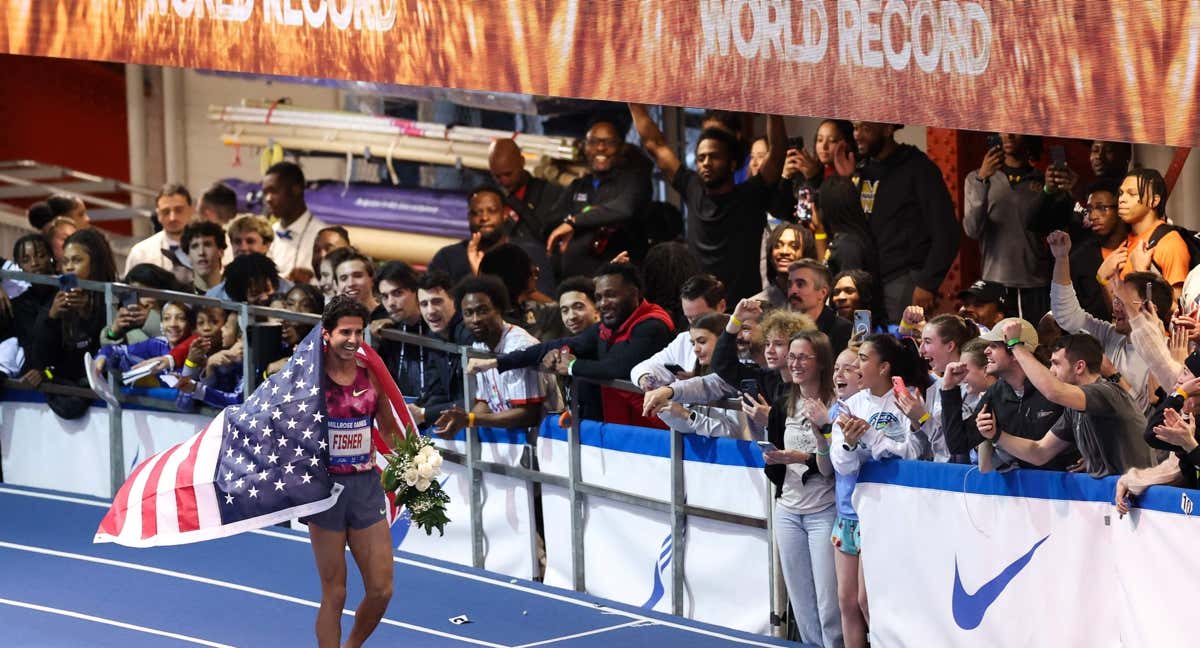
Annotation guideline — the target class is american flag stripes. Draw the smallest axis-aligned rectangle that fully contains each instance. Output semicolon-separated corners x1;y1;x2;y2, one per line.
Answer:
94;325;416;547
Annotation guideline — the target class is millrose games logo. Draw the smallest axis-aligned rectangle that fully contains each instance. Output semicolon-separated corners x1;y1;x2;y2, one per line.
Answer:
951;535;1048;630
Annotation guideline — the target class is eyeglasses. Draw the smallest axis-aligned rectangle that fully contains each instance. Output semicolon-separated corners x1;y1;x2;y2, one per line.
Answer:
1086;204;1117;213
787;353;816;364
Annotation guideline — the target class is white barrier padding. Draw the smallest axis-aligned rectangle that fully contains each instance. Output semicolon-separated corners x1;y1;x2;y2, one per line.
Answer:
854;460;1200;648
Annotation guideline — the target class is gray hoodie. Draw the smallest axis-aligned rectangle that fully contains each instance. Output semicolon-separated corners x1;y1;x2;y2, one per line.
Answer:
963;168;1050;288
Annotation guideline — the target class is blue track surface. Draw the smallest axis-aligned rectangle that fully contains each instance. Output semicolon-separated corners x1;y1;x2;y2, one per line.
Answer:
0;485;793;647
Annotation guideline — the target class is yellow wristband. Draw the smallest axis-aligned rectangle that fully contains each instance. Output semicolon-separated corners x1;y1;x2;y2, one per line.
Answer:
917;412;931;425
468;412;476;428
184;358;199;369
730;316;743;329
1177;388;1189;400
1096;274;1109;287
814;232;828;240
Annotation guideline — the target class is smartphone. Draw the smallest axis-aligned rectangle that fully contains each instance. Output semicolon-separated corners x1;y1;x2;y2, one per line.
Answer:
1050;145;1067;169
796;187;814;223
1185;350;1200;378
787;135;805;151
755;440;779;453
892;376;907;397
853;309;871;338
739;378;761;399
1145;281;1153;307
663;363;685;375
58;272;78;291
985;133;1002;151
119;291;140;310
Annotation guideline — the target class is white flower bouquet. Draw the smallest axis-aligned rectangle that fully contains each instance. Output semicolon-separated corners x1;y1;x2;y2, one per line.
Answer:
381;433;450;536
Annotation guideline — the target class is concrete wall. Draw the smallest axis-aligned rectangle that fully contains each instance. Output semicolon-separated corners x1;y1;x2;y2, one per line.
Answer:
1135;145;1199;230
179;69;345;199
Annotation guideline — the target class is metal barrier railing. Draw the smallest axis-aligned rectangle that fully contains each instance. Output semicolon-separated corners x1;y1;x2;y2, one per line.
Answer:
0;269;782;636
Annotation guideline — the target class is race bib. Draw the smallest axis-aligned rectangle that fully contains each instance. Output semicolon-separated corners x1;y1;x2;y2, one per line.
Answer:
327;415;372;466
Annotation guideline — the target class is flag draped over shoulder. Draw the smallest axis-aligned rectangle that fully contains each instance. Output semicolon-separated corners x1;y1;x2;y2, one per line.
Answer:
95;324;416;547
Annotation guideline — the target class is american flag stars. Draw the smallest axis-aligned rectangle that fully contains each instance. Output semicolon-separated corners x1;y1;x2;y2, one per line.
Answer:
211;330;333;517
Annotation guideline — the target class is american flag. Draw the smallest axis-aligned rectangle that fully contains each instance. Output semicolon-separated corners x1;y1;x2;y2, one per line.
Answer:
94;325;416;547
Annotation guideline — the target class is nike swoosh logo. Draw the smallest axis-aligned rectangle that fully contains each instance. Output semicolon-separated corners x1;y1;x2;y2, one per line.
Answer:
951;535;1049;630
352;389;368;397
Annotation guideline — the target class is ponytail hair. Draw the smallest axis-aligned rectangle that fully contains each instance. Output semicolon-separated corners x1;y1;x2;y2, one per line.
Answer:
927;314;978;355
865;333;932;392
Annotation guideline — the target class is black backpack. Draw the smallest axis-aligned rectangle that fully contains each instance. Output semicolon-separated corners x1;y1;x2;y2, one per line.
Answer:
1146;223;1200;271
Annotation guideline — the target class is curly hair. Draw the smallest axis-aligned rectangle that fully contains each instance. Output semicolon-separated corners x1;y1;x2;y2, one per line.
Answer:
321;294;370;331
756;309;816;347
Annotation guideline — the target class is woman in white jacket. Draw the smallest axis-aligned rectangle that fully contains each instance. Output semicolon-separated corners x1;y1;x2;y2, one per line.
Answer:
829;334;932;647
652;312;744;438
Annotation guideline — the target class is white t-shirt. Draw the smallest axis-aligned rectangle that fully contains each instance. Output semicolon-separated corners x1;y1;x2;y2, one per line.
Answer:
124;231;179;275
777;404;836;515
269;210;327;278
474;324;547;413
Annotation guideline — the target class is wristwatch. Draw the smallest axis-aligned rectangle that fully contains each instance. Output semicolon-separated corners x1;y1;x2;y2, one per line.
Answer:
1105;372;1123;384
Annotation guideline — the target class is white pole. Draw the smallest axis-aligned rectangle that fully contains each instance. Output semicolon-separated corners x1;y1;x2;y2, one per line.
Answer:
162;67;187;187
125;64;151;239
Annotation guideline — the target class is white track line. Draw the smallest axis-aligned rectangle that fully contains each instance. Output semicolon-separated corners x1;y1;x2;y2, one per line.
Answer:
0;541;505;648
0;596;235;647
254;529;784;648
1;486;783;648
510;620;646;647
0;486;111;508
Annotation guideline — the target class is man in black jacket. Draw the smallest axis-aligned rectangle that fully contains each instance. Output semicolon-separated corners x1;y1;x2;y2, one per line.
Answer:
490;139;563;295
407;270;471;430
940;317;1078;470
851;122;960;322
374;261;431;397
545;120;652;279
468;263;673;428
489;138;564;247
786;259;852;354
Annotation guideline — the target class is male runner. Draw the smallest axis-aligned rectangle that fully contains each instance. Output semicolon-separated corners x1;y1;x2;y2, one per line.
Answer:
301;295;402;648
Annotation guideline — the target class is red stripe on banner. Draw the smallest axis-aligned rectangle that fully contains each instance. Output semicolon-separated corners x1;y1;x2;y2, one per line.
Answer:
174;420;213;533
138;445;178;540
96;449;161;538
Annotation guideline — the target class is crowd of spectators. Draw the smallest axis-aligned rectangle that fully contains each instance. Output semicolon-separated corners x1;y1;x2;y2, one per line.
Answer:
4;107;1200;647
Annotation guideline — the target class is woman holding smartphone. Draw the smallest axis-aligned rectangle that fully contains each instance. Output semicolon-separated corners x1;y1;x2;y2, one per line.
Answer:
761;330;839;647
29;229;117;417
829;334;931;647
652;313;743;438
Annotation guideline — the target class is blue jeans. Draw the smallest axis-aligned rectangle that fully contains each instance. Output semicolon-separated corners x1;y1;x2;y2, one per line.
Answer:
775;504;843;648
